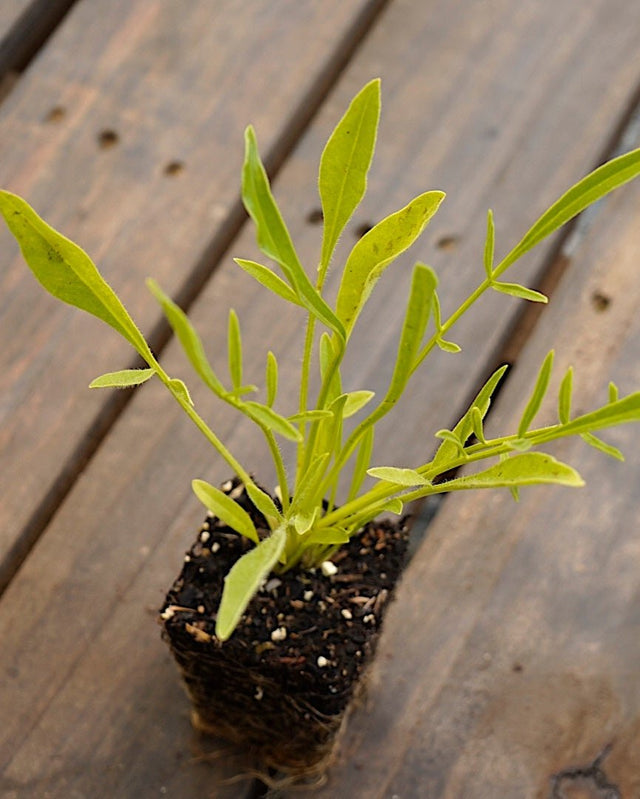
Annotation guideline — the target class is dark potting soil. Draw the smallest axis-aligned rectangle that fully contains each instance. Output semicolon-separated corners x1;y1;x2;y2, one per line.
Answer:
160;480;409;772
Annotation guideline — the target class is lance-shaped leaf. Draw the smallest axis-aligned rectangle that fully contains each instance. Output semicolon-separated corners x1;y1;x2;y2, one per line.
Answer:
441;453;584;491
483;209;495;278
265;350;278;407
245;482;282;529
432;364;509;469
192;479;259;544
89;368;155;389
242;127;345;340
335;190;445;335
0;191;155;365
497;146;640;275
343;390;375;418
558;366;573;424
147;278;225;394
303;527;350;546
234;258;302;306
492;281;548;303
538;392;640;441
216;525;287;641
227;310;243;391
319;78;380;272
391;262;436;383
580;432;624;461
241;400;302;442
319;331;342;405
367;466;430;487
518;350;554;436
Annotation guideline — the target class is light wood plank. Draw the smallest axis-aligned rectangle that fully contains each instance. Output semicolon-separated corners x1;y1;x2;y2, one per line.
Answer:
2;0;640;796
0;0;386;588
309;141;640;798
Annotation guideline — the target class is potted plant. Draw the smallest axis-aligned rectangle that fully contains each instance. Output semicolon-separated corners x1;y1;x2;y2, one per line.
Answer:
2;79;640;781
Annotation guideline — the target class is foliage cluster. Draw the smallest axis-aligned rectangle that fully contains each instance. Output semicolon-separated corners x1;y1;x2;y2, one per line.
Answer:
2;80;640;640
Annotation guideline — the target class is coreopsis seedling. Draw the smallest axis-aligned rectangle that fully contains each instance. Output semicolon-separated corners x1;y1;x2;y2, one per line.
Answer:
2;80;640;640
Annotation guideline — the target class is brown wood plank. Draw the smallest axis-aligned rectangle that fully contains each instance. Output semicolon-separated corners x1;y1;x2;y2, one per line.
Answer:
0;0;387;590
307;145;640;798
2;0;640;796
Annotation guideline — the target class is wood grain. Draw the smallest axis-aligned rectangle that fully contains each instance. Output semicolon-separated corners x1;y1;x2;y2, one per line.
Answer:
307;142;640;799
1;0;640;796
0;0;386;589
0;0;77;76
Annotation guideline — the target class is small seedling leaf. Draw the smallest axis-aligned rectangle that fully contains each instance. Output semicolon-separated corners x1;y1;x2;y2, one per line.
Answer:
242;401;302;442
0;191;155;364
168;378;193;405
347;425;375;501
335;190;445;334
382;498;404;514
216;525;286;640
233;258;302;306
89;368;156;389
288;409;333;423
492;281;548;303
303;527;350;546
498;146;640;274
442;452;584;491
265;351;278;407
518;351;554;436
367;466;430;487
484;209;495;278
147;278;225;395
343;390;375;418
580;432;624;461
242;127;345;340
319;79;380;272
245;482;282;529
558;367;573;425
227;310;243;391
192;479;259;543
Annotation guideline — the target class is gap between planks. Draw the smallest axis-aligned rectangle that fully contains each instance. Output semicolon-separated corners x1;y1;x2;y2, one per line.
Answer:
0;0;391;598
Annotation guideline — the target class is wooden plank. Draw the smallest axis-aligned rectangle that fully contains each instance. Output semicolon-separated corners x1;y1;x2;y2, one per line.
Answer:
307;144;640;797
0;1;77;77
2;0;640;796
0;0;387;589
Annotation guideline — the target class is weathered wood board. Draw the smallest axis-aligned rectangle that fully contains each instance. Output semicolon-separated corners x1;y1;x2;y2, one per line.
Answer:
0;0;386;589
1;0;640;797
308;148;640;798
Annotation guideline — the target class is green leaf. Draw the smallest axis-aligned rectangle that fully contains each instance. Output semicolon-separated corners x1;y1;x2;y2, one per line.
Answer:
393;262;437;382
343;390;375;418
492;281;548;303
580;432;624;461
483;209;495;278
335;190;445;334
382;498;404;515
216;525;286;641
233;258;302;306
168;378;193;405
319;332;342;404
347;425;374;501
89;368;155;389
558;367;573;425
245;482;282;529
227;310;243;391
241;400;302;442
432;364;509;469
265;350;278;407
192;479;259;544
436;336;462;353
290;453;330;514
0;191;155;365
518;350;554;436
367;466;430;487
609;382;619;404
319;78;380;272
442;453;584;491
147;278;225;395
497;146;640;275
293;507;319;535
548;392;640;439
430;291;461;353
242;127;345;340
288;409;333;423
303;527;350;546
470;406;487;444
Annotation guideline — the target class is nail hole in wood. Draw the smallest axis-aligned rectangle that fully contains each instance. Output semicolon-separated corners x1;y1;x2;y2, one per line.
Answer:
591;291;611;312
98;129;119;149
164;160;185;176
436;234;460;251
44;106;66;123
306;208;323;225
354;222;373;238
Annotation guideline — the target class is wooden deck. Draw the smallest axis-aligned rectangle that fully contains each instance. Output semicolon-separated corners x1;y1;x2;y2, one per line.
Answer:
1;1;639;797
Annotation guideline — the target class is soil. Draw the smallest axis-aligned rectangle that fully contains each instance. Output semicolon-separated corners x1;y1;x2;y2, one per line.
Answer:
160;479;410;776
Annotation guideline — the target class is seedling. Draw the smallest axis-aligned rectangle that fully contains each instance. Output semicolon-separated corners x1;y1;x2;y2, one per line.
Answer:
2;80;640;642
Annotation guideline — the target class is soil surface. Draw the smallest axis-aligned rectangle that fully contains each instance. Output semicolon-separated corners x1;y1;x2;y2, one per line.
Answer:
160;480;409;772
